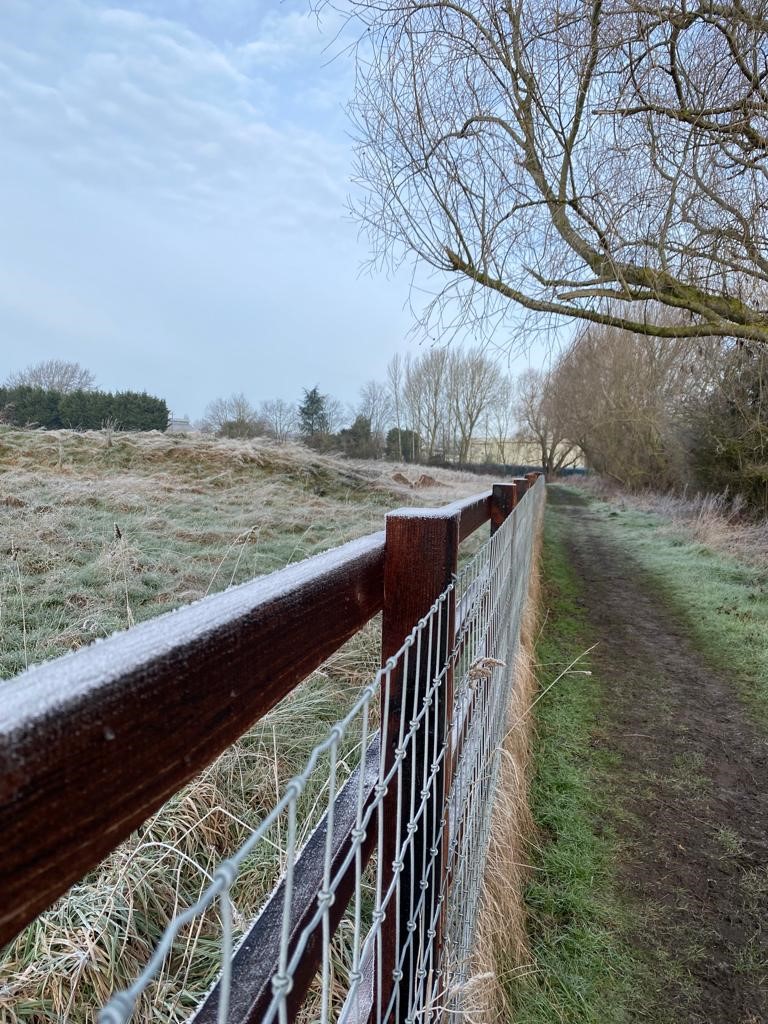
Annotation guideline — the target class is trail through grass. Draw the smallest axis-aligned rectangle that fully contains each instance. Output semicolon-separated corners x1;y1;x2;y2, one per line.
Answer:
509;511;649;1023
572;487;768;724
514;485;768;1023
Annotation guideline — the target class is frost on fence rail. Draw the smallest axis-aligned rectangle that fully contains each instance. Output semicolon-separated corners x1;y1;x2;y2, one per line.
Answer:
99;478;544;1024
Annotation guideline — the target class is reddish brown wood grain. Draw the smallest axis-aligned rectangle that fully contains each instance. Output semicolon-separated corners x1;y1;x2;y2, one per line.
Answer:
0;533;386;946
448;491;492;541
377;508;459;1020
490;483;518;534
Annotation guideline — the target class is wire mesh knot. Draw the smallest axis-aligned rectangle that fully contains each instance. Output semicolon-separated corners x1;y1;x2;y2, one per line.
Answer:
350;826;367;842
409;718;420;730
406;921;417;933
271;972;294;997
406;822;418;835
213;860;237;891
419;880;429;891
285;778;303;802
394;744;407;759
329;724;344;744
317;888;335;909
374;781;388;797
391;969;404;982
392;858;404;873
372;909;386;925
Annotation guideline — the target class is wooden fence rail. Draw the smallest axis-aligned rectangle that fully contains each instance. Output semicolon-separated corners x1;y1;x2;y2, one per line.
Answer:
1;474;539;1024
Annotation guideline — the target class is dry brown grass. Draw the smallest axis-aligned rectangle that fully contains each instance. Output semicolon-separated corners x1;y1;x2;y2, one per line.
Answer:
0;428;503;1023
459;516;544;1021
573;475;768;569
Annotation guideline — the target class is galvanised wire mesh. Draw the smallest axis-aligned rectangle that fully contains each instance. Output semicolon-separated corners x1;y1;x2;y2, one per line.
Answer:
441;476;543;1008
99;478;544;1024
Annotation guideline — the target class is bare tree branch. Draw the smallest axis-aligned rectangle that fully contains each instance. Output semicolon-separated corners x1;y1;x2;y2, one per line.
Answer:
335;0;768;345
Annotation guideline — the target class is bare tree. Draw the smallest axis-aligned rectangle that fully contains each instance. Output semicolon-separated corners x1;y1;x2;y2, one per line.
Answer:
357;379;393;443
483;376;517;463
405;348;451;459
6;359;96;393
325;396;348;435
553;324;705;487
259;398;297;442
200;393;265;438
343;0;768;346
448;348;505;462
386;353;406;459
515;369;577;479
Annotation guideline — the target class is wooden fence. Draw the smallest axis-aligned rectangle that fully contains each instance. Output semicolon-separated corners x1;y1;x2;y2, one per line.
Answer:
0;472;542;1022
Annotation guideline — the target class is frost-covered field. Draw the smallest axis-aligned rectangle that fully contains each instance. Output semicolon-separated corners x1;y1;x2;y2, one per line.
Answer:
0;428;493;1022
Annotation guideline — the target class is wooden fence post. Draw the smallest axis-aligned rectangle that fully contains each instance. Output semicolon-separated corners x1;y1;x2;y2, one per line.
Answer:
490;483;518;535
377;507;459;1021
512;476;529;505
526;471;539;489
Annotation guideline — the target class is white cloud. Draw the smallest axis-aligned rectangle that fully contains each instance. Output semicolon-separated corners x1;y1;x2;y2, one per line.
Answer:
239;10;336;68
0;1;429;421
0;0;351;232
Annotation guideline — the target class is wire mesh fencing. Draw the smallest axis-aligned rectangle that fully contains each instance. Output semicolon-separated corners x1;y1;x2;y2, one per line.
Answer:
99;477;544;1024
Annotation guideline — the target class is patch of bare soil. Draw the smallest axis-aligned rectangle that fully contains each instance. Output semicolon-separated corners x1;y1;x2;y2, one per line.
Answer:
549;487;768;1024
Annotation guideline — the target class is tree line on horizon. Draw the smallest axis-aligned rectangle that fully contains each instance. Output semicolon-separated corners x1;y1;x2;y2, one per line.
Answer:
0;360;168;433
198;346;537;468
5;343;765;514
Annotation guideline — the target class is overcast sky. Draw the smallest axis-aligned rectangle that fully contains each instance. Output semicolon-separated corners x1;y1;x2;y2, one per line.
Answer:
0;0;536;421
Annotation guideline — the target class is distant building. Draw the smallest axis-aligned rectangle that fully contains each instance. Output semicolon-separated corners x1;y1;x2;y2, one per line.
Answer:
466;436;583;468
167;415;193;434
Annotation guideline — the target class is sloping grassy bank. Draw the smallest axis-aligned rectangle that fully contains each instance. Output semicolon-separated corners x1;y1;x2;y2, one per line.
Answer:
0;428;488;680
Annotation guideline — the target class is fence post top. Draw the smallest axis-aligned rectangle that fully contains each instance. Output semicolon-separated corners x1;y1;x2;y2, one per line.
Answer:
385;506;461;522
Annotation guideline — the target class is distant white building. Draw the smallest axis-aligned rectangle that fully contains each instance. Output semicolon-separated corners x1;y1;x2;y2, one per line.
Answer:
467;436;584;468
167;415;193;434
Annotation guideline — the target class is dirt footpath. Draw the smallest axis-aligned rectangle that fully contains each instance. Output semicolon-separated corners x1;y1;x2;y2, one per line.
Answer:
549;488;768;1024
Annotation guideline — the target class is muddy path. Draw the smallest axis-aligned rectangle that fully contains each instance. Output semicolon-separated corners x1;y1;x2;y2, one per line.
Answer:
548;487;768;1024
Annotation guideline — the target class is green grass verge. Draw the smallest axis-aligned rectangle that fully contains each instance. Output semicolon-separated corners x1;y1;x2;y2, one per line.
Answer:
509;511;650;1023
582;495;768;724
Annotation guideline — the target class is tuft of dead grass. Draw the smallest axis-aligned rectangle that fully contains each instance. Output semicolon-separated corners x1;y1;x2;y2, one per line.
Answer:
575;475;768;569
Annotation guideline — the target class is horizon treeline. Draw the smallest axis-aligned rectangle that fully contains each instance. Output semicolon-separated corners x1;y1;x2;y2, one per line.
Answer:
0;385;169;432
